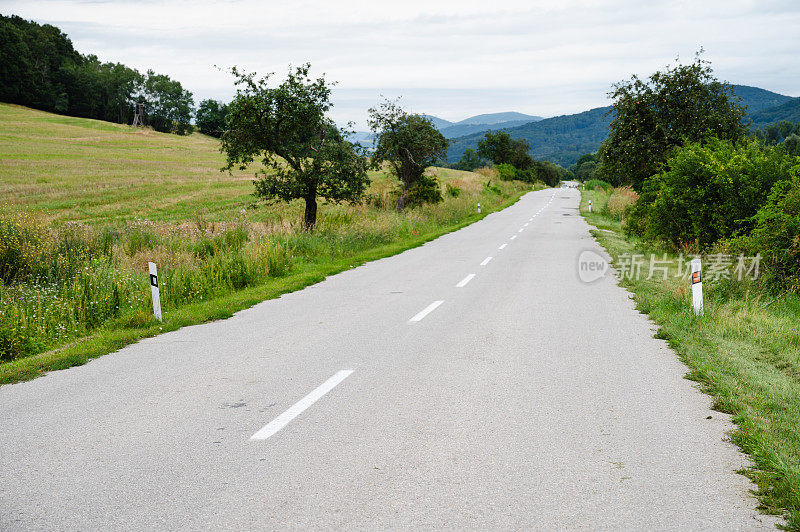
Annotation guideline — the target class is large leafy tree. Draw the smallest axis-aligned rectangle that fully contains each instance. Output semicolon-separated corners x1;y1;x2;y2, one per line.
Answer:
140;70;194;135
598;53;747;190
196;99;228;138
571;153;598;182
455;148;485;171
477;131;533;169
222;64;369;231
369;100;449;211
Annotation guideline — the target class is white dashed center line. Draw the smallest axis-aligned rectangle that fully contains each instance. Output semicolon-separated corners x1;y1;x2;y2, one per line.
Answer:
250;370;353;441
510;235;517;240
409;300;444;323
456;274;476;287
499;243;507;250
480;256;493;266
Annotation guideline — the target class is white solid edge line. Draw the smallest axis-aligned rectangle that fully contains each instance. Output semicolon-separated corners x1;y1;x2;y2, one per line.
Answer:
499;243;507;250
456;273;476;287
480;256;493;266
409;300;444;322
250;370;354;441
510;235;517;240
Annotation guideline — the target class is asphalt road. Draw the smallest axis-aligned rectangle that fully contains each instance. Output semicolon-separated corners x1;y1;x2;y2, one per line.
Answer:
0;187;779;530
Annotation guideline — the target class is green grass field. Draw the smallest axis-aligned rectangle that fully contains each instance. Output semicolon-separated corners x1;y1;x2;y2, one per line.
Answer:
0;102;429;224
0;103;534;383
581;187;800;530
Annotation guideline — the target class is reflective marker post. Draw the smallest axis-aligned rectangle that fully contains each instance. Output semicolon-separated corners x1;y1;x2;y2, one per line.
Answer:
478;203;481;214
588;199;592;212
148;262;162;322
691;258;703;316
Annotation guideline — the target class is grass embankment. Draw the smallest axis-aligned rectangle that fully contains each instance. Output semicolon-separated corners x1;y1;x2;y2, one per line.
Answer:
0;103;535;384
581;186;800;530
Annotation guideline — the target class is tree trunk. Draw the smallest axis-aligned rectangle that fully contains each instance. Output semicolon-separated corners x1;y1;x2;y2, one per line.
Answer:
303;196;318;232
396;184;409;212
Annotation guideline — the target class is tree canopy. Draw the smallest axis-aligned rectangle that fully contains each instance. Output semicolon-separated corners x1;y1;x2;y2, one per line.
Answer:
222;64;369;231
477;131;533;169
598;53;748;190
369;100;449;211
140;70;194;135
196;99;228;138
0;14;193;134
454;148;485;171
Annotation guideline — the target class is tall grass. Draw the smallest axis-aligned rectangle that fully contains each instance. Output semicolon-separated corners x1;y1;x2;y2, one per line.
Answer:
0;178;527;362
601;186;639;221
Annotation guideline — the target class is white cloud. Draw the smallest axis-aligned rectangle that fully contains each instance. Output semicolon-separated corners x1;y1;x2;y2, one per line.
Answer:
4;0;799;127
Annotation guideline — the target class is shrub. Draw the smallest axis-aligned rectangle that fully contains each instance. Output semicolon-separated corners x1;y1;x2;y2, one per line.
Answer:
405;175;443;207
784;134;800;157
495;163;517;181
735;172;800;290
445;183;461;198
514;168;537;183
626;138;796;248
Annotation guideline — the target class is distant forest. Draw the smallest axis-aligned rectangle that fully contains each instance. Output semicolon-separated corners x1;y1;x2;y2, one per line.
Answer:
0;14;194;134
447;85;800;167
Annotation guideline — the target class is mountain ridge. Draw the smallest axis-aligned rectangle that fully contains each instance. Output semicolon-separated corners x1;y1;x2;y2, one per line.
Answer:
445;84;797;167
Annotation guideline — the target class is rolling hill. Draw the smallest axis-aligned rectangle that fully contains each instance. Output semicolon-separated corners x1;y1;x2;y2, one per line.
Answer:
749;97;800;129
446;85;797;167
420;115;454;129
451;112;542;126
447;106;613;167
348;111;543;147
438;118;541;139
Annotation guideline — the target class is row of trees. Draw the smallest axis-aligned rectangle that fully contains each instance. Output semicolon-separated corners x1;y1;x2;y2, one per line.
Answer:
221;65;450;230
470;131;565;186
754;120;800;155
450;131;566;187
1;14;194;134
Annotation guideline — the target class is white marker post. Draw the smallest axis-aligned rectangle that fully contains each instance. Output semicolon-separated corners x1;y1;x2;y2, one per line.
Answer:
588;199;592;212
478;202;481;214
148;262;162;322
690;258;703;316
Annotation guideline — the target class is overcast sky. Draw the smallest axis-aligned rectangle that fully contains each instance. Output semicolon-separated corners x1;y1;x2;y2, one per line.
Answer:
4;0;799;128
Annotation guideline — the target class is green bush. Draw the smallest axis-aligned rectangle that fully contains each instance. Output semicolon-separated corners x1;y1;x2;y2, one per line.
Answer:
405;175;443;207
445;183;461;198
514;168;537;183
784;134;800;157
736;173;800;290
626;138;796;248
495;163;516;181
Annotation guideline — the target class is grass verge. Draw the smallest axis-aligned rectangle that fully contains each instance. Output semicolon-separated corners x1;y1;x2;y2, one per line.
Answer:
580;187;800;530
0;189;528;385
